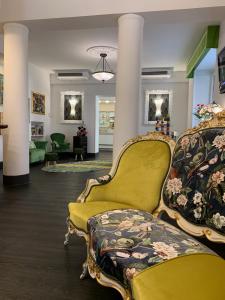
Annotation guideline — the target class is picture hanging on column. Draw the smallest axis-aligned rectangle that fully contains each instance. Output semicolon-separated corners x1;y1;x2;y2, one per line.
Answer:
32;91;45;115
144;90;172;124
60;91;84;124
0;74;3;105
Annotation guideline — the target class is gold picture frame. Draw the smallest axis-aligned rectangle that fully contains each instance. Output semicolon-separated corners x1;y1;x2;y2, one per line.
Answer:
32;91;45;115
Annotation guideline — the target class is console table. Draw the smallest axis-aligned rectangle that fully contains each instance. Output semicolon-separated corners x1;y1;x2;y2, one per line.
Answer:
73;136;87;160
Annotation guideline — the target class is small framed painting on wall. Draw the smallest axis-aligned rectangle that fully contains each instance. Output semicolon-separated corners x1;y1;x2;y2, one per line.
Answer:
60;91;84;124
144;90;172;124
32;92;45;115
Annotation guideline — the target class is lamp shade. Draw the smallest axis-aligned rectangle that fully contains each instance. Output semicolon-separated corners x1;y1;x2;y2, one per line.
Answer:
91;52;114;82
92;71;114;82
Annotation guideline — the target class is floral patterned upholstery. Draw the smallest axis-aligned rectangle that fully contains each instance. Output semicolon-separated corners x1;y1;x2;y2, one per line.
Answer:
88;209;214;290
163;128;225;235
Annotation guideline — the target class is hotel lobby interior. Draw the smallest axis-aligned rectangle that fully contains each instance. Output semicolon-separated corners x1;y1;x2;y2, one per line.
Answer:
0;1;225;299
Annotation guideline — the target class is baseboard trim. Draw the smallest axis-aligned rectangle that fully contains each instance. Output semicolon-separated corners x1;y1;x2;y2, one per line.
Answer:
3;174;30;186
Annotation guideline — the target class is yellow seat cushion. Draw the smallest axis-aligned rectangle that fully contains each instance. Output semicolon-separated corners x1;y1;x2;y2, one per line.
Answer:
132;254;225;300
68;201;134;232
86;141;171;213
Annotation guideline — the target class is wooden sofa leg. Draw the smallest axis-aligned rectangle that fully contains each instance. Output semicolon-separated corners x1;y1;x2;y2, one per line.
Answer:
64;230;70;246
64;217;73;246
80;260;88;279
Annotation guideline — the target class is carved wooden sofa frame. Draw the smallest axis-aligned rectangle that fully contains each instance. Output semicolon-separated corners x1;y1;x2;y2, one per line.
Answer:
64;111;225;300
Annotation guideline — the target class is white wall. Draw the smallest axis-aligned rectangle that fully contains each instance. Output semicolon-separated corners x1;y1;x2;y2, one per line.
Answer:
192;70;213;126
0;62;51;162
51;72;189;153
50;75;115;153
139;74;189;135
29;63;51;144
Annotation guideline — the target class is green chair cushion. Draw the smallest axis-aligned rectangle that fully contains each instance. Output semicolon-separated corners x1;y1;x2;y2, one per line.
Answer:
29;149;45;163
68;201;134;232
74;147;85;154
45;152;58;161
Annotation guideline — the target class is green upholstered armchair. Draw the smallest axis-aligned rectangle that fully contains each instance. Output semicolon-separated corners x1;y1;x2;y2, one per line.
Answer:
50;133;70;152
29;140;48;163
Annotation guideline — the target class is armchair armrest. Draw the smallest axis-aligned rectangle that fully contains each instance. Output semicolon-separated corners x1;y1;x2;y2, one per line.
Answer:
77;175;112;203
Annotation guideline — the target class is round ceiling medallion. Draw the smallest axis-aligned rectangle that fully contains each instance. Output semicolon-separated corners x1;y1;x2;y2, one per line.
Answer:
87;46;117;58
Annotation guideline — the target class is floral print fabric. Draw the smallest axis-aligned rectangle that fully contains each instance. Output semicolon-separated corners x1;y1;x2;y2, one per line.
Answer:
88;209;214;289
163;128;225;234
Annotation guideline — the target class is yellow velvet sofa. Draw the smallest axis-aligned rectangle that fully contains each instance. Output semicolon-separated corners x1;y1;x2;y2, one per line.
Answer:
65;111;225;300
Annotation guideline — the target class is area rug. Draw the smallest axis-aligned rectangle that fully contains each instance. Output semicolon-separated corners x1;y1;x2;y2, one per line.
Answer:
42;160;112;173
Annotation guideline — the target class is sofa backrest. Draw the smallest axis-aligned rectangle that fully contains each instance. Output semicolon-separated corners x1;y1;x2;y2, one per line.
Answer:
86;132;175;213
161;111;225;243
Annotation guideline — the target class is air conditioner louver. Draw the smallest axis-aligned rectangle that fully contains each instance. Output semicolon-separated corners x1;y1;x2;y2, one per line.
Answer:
56;70;90;80
142;68;173;78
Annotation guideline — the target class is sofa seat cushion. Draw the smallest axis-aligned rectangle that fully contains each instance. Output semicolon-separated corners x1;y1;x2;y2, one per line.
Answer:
88;209;215;291
68;202;134;233
29;148;46;163
132;254;225;300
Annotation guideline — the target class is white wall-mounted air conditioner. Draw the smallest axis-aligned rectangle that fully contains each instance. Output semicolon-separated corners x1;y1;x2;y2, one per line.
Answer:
142;68;173;79
56;69;90;80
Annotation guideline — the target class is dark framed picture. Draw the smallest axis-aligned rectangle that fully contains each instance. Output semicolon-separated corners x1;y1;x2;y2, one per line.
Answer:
61;91;83;124
144;90;172;124
0;74;3;105
32;92;45;115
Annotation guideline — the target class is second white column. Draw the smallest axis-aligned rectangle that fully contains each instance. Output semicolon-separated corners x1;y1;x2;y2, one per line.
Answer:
113;14;144;158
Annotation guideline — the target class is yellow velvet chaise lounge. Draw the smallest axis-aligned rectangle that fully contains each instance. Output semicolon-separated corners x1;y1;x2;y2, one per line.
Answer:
65;111;225;300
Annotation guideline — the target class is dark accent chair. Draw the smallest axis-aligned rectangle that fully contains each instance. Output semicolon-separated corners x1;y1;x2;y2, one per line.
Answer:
50;133;70;153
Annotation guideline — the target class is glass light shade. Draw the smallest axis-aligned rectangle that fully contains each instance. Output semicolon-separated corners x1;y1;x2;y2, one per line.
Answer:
92;71;114;82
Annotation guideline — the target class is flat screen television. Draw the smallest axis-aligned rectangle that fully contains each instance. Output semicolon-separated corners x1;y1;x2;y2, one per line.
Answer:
218;47;225;94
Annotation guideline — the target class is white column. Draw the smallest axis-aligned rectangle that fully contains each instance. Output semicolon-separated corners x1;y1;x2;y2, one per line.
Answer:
3;23;29;185
113;14;144;158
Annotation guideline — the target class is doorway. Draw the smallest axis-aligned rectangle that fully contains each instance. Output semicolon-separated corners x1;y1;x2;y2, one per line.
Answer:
96;96;115;153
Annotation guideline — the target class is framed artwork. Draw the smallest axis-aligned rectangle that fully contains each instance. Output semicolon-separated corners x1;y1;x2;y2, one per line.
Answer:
60;91;83;124
32;92;45;115
144;90;172;124
0;74;3;105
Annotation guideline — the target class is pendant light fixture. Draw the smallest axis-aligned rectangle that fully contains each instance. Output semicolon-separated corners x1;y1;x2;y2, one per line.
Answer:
92;53;114;82
87;46;117;83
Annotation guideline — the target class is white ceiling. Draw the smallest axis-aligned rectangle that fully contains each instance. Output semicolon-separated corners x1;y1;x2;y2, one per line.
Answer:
27;22;214;72
2;7;225;72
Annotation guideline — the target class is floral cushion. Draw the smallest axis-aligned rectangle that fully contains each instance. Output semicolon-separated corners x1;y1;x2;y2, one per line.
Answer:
88;209;214;290
163;128;225;235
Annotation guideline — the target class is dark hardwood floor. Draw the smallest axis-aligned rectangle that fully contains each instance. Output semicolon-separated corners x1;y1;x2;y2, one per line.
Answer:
0;151;224;300
0;151;121;300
